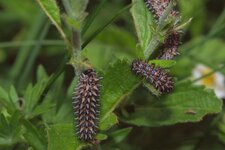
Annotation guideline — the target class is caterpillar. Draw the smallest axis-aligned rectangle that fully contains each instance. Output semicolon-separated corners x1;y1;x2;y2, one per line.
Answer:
132;60;173;93
157;31;182;60
72;69;102;141
144;0;178;21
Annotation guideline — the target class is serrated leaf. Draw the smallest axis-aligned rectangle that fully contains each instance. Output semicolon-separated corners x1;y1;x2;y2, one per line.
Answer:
100;60;140;128
121;81;222;127
47;124;85;150
130;0;153;51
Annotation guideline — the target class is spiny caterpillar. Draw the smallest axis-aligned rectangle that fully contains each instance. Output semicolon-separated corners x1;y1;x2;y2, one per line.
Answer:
72;69;102;141
157;31;182;60
132;60;173;93
144;0;178;21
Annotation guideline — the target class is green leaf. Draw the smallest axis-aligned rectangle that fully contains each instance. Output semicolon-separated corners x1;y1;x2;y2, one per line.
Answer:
82;42;134;71
66;77;78;98
121;81;222;127
42;103;73;124
29;100;55;118
46;60;142;147
0;111;22;146
0;86;10;109
9;85;19;105
148;60;177;68
47;123;85;150
36;0;71;50
23;120;47;150
111;127;132;143
63;0;89;30
24;79;48;118
96;25;137;51
69;0;88;22
100;113;118;131
143;82;161;96
0;86;18;113
96;133;108;141
37;65;48;82
100;60;140;129
0;87;8;101
36;0;61;26
130;0;152;51
63;15;82;31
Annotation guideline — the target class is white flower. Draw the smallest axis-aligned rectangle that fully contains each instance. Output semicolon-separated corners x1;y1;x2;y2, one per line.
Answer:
192;64;225;99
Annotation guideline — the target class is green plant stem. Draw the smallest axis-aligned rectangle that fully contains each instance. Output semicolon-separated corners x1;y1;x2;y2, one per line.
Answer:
17;21;51;89
62;0;82;74
0;40;64;48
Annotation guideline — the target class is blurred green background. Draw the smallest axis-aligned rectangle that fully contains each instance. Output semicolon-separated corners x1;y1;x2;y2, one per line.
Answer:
0;0;225;150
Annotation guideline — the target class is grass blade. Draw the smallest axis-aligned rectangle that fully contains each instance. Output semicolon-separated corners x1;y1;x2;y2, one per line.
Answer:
81;0;108;36
81;4;132;49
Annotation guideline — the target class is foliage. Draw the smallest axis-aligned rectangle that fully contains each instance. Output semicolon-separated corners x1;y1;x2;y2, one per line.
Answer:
0;0;225;149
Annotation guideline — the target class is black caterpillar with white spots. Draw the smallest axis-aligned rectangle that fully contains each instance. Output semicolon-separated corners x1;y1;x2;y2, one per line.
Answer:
132;60;173;93
157;31;182;60
144;0;178;21
72;69;102;141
